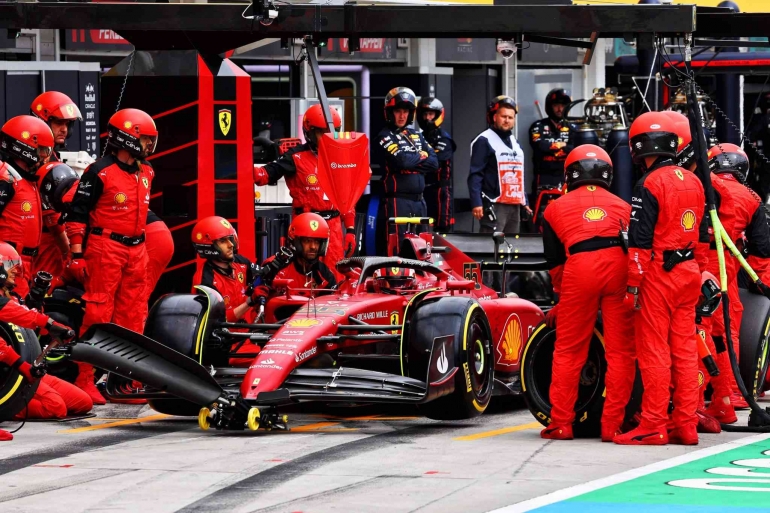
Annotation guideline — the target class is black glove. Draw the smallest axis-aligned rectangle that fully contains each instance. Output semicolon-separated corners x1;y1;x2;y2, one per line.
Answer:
256;246;294;284
45;318;75;340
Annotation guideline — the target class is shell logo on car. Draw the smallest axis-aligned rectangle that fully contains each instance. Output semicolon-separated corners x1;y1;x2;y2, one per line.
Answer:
497;314;523;367
286;318;322;328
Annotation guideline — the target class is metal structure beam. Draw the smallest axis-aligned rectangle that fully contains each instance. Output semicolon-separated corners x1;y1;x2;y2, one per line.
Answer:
0;3;696;55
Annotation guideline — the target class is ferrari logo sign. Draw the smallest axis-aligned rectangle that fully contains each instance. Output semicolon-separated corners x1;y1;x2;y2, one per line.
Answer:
237;272;244;283
142;177;149;189
218;109;232;136
220;219;231;228
64;104;76;118
675;169;685;181
497;314;523;367
681;209;696;231
309;220;319;231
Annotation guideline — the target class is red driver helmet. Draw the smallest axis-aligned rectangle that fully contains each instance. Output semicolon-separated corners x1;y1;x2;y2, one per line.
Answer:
302;104;341;151
487;95;518;125
288;213;330;259
628;111;679;164
0;115;55;174
192;216;239;262
564;144;613;190
30;91;82;141
708;143;750;183
373;267;416;293
107;108;158;159
697;271;722;318
0;242;22;289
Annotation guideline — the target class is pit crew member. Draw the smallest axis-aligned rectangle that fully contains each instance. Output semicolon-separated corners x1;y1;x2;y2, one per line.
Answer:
540;144;634;442
253;104;356;279
417;97;456;232
615;112;708;446
469;96;531;234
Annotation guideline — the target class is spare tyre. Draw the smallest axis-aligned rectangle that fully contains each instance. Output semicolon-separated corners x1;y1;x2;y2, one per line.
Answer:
520;322;642;437
738;288;770;399
0;322;42;420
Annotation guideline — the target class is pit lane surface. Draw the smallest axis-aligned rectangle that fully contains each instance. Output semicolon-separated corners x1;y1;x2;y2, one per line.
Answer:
0;400;761;513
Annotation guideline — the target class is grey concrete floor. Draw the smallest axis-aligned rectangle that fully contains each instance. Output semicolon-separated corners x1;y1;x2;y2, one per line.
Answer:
0;399;759;513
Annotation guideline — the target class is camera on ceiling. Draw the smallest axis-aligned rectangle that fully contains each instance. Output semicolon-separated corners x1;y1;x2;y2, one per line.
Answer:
497;39;518;60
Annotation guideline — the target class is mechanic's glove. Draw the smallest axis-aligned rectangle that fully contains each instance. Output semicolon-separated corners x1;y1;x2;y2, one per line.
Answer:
43;318;76;341
0;345;44;382
344;228;357;258
623;287;641;311
16;359;44;381
65;253;87;284
544;304;559;328
253;165;269;186
246;285;271;307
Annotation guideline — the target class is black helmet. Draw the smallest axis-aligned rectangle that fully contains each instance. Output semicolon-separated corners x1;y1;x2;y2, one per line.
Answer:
38;162;79;212
545;88;571;120
708;143;750;183
384;87;417;129
417;97;445;132
564;144;613;189
487;95;518;125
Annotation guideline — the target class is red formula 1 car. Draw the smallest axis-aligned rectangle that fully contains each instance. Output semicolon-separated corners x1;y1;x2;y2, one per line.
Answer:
37;220;543;432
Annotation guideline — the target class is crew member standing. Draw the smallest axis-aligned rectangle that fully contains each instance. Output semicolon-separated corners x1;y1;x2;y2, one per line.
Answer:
529;88;574;190
29;92;84;280
540;145;634;442
62;108;156;404
468;96;532;233
376;87;437;255
417;97;456;232
615;112;709;446
0;116;54;298
253;104;356;279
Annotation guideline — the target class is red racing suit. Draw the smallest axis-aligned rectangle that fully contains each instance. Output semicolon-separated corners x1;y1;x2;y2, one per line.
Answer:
0;161;43;298
34;152;69;281
628;162;708;432
144;211;174;303
542;184;634;429
272;258;337;296
255;143;355;280
192;255;257;324
712;174;770;385
62;154;153;335
0;294;91;419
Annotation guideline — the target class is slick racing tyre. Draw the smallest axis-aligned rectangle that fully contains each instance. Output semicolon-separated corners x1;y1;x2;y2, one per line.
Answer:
0;322;41;420
405;296;495;420
520;322;642;438
738;288;770;398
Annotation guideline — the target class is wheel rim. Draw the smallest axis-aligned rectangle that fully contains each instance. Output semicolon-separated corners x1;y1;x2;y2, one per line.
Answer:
468;319;491;396
198;407;211;431
247;407;261;431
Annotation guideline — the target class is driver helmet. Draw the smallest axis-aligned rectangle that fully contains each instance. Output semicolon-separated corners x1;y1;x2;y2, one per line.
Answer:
564;144;613;190
373;267;416;293
697;271;722;318
106;108;158;160
192;216;239;262
416;97;445;132
30;91;82;142
545;88;571;121
288;213;330;260
486;95;518;125
302;104;341;152
0;242;22;289
708;143;750;184
384;87;417;129
0;115;55;177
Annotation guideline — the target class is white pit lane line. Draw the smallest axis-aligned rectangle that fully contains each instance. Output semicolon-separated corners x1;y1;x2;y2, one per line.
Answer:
486;432;770;513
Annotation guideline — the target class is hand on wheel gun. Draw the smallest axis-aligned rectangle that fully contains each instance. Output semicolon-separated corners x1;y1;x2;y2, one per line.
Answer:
254;245;294;285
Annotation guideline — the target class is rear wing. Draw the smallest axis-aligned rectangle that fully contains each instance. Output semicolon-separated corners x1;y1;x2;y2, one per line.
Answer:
436;233;548;272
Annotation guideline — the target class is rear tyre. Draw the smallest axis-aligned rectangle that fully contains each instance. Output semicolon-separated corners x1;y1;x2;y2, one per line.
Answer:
738;289;770;398
0;323;41;421
520;323;641;438
406;297;495;420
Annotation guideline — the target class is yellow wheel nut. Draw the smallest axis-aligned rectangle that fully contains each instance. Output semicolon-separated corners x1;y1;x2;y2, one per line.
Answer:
198;407;211;431
246;407;261;431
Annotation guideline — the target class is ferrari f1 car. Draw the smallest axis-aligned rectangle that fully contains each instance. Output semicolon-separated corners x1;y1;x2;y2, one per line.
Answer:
9;221;543;431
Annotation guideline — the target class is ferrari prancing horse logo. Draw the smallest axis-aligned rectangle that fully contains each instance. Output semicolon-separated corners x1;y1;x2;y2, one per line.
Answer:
309;220;319;231
218;109;232;136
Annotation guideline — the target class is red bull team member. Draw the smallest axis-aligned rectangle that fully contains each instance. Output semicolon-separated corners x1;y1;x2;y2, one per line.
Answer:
61;108;156;404
417;97;456;232
253;104;356;279
540;145;634;441
469;96;532;234
0;242;89;427
29;92;83;281
0;116;54;298
529;88;574;189
616;112;709;446
376;87;438;255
